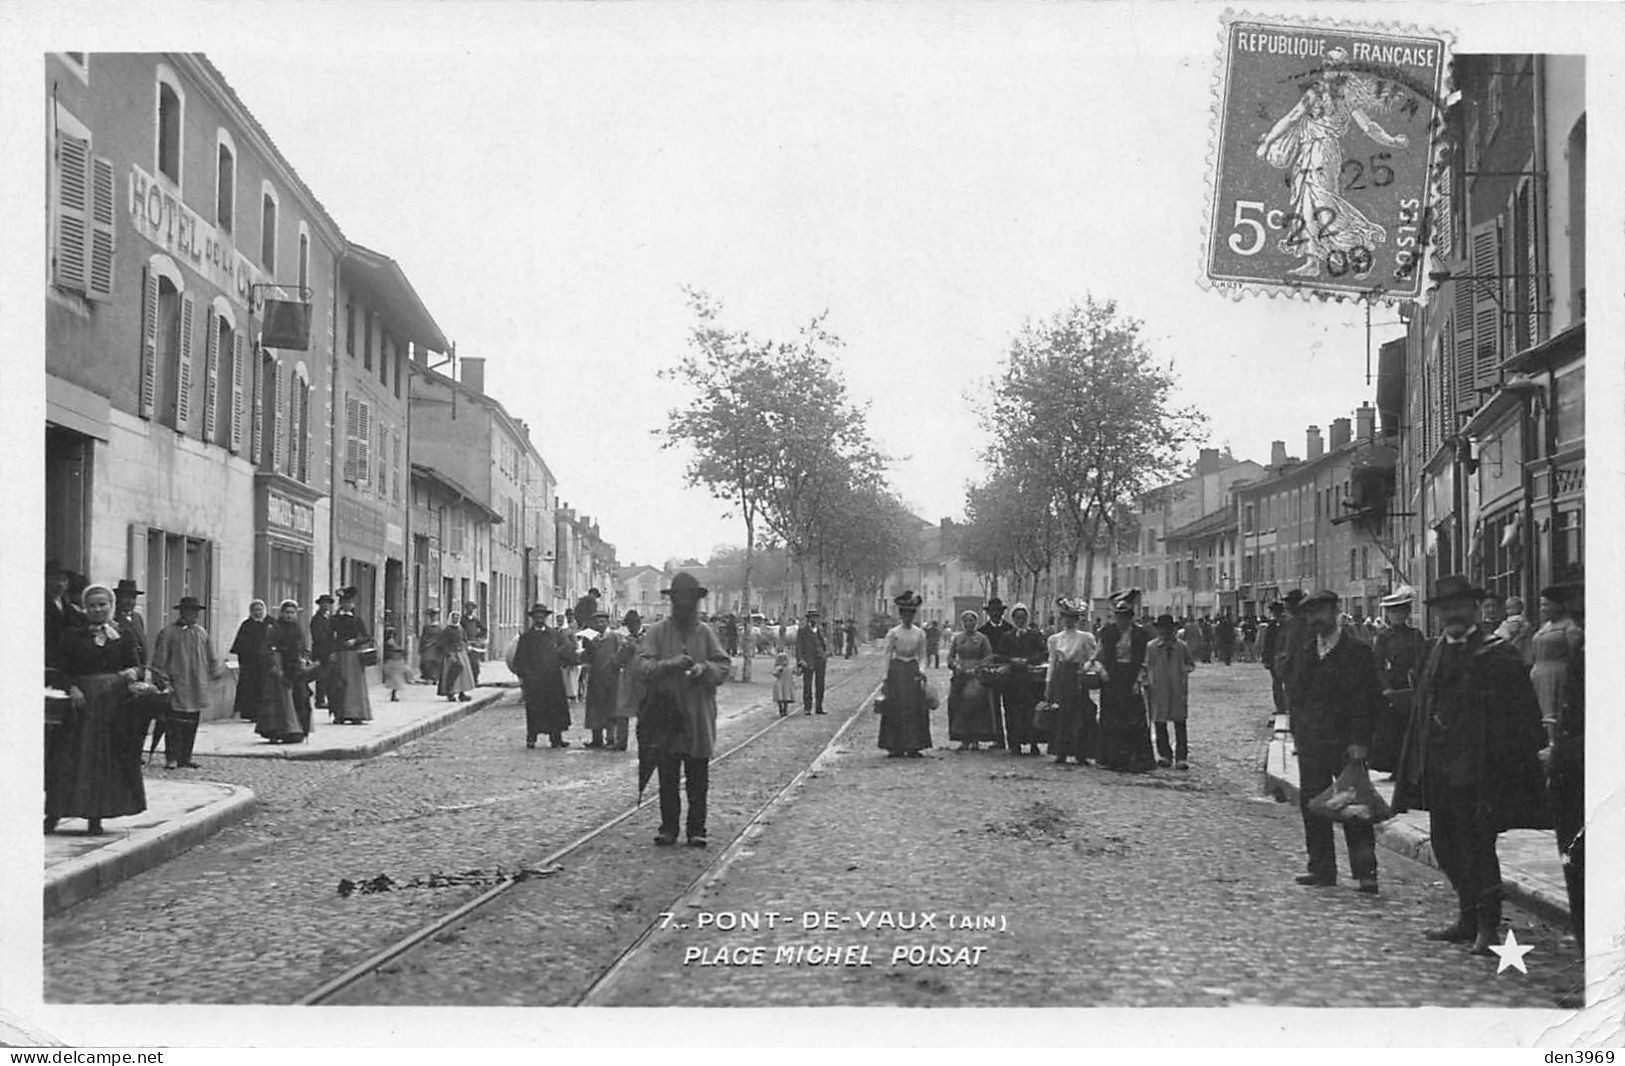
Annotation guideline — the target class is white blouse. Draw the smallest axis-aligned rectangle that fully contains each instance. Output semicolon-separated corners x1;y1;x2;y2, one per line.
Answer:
886;624;927;663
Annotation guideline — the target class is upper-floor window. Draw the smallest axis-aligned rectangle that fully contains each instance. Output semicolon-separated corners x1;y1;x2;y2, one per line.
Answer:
380;333;390;388
363;311;374;371
49;107;115;301
215;130;236;234
260;184;279;274
297;227;310;293
155;67;184;190
345;301;355;357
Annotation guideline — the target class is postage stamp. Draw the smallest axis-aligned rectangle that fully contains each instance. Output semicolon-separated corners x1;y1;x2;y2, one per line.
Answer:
1204;13;1451;301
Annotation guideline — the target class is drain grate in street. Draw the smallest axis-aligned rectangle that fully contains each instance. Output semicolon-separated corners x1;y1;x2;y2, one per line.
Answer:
336;864;563;897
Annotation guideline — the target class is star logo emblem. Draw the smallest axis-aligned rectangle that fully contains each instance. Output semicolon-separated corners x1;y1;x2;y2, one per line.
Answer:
1489;928;1534;974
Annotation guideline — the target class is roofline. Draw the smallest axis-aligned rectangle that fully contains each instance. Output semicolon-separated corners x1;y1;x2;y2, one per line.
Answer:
341;243;450;352
409;462;503;523
410;360;551;477
180;54;346;248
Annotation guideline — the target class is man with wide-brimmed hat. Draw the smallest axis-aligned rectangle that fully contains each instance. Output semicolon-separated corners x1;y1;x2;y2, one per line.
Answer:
151;596;220;770
978;597;1014;748
1370;585;1425;774
609;610;646;752
513;603;578;749
636;572;731;846
1145;613;1196;769
461;600;488;687
111;579;148;665
1094;589;1156;772
1393;575;1549;955
1288;589;1385;892
583;608;624;749
796;606;829;715
309;594;337;710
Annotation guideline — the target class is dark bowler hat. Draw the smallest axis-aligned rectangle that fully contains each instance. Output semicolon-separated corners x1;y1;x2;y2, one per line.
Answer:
1302;588;1341;609
984;597;1006;611
662;571;708;599
528;603;553;617
114;579;144;597
338;586;360;601
316;593;335;605
1282;589;1306;606
174;596;205;612
1153;613;1178;629
1427;574;1485;606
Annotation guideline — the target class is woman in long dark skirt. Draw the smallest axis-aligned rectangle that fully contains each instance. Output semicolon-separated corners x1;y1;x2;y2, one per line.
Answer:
437;612;475;701
1046;598;1099;766
229;600;275;720
327;587;374;724
1000;604;1048;756
1094;589;1158;773
46;584;147;835
878;591;931;758
946;610;996;750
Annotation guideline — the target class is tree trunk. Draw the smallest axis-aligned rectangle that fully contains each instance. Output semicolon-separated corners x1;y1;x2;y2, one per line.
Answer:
797;556;809;619
741;511;754;683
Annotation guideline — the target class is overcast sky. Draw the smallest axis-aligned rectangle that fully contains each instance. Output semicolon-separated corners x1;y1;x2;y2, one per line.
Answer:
208;5;1406;566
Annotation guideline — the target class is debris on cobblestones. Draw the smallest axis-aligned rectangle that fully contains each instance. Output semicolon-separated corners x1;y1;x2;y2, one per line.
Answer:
336;865;564;897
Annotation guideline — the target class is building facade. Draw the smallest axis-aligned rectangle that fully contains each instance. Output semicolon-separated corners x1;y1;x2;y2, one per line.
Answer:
409;463;499;645
47;53;341;700
1398;54;1585;613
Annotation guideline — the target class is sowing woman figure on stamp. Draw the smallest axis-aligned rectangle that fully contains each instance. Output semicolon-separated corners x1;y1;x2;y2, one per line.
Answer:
1255;46;1411;278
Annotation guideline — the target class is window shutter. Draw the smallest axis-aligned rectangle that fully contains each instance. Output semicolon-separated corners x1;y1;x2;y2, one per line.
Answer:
357;401;372;486
1452;279;1475;417
272;361;288;474
54;132;90;292
202;307;220;442
1470;221;1502;392
250;348;265;464
176;293;195;430
87;155;117;299
343;394;358;482
139;268;159;419
1522;181;1540;347
229;332;246;452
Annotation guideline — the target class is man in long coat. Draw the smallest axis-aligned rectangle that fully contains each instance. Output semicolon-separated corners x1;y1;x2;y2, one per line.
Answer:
1393;575;1550;955
978;597;1014;748
513;604;578;749
637;572;730;847
113;579;148;666
151;597;220;770
583;609;623;748
1289;589;1385;893
1276;589;1309;717
795;607;829;715
1144;614;1195;769
461;601;488;687
1259;600;1287;719
309;594;336;709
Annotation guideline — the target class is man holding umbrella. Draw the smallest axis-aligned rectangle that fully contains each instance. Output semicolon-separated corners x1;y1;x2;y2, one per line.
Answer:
636;572;730;848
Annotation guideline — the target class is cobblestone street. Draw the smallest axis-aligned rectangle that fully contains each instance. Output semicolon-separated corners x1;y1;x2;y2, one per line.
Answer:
44;652;1582;1008
594;659;1583;1008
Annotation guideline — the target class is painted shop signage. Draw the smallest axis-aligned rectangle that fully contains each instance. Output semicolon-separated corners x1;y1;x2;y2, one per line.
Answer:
128;164;261;308
266;491;316;539
1204;15;1449;300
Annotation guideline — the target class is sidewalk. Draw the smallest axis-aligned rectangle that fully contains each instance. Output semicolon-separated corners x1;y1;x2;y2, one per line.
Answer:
1264;717;1570;925
44;778;256;915
190;673;507;761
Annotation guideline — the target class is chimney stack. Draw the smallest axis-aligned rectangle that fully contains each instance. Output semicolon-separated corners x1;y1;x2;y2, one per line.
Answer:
1329;417;1352;450
1306;425;1324;459
461;356;486;396
412;343;428;367
1270;440;1288;468
1197;447;1222;475
1356;402;1376;441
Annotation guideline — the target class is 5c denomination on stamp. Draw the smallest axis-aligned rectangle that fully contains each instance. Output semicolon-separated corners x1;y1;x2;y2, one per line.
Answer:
1204;13;1450;300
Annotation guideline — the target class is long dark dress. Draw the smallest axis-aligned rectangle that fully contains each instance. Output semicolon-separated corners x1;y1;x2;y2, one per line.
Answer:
328;611;374;723
230;617;274;720
514;625;577;739
1000;627;1048;749
436;625;474;697
418;623;445;683
947;631;997;743
1095;622;1157;772
1046;628;1099;762
583;632;623;731
48;624;146;821
878;624;932;755
256;620;307;742
1370;623;1425;772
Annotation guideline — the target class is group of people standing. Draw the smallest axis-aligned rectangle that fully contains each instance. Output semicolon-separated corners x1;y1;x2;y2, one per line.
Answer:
876;588;1196;771
231;586;380;740
1266;576;1585;957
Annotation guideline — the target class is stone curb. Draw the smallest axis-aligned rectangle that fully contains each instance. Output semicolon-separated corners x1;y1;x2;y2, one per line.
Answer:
1264;735;1571;927
44;784;258;916
205;689;507;761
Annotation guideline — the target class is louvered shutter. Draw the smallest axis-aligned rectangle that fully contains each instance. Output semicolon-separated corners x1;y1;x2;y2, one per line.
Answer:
176;293;195;430
344;395;359;482
1522;182;1540;348
229;332;246;452
1452;278;1475;417
357;401;372;486
250;348;265;465
1470;221;1502;391
203;307;220;442
273;361;288;474
87;156;116;300
139;268;159;419
54;132;90;292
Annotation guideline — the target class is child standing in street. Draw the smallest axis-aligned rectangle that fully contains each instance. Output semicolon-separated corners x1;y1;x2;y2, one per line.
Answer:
381;626;410;702
772;649;795;717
